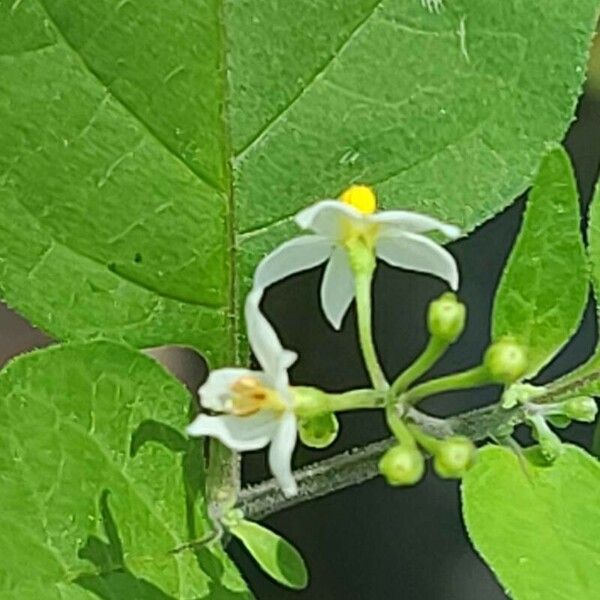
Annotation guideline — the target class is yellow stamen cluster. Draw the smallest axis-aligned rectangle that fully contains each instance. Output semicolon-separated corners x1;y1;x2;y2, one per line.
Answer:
340;184;377;215
229;376;286;416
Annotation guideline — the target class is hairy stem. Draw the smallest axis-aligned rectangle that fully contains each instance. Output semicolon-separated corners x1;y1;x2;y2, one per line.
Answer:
238;403;521;520
236;369;600;521
238;438;395;520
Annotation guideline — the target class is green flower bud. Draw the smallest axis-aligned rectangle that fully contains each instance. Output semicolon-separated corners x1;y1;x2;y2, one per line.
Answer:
562;396;598;423
433;436;477;479
298;413;339;449
484;337;528;384
427;292;466;343
378;446;425;486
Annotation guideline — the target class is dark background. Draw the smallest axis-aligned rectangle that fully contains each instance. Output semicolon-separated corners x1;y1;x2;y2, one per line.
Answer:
2;93;599;600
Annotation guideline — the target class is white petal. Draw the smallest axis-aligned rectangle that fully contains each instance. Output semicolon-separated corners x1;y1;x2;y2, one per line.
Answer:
295;200;364;238
245;291;298;393
376;232;459;290
253;235;333;291
186;412;278;451
273;350;298;404
268;411;298;497
198;367;256;412
320;246;355;330
371;211;461;239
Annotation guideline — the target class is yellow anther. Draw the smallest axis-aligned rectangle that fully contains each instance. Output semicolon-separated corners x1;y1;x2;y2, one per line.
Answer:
340;184;377;215
229;376;286;416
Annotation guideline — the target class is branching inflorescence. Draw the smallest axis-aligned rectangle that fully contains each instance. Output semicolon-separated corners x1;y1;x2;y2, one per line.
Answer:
185;184;598;587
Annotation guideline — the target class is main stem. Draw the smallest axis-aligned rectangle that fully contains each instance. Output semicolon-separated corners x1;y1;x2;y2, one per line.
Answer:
238;403;520;520
238;371;600;520
355;271;388;391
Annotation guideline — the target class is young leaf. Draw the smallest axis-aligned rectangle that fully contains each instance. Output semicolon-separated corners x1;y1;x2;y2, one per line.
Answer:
492;147;588;378
462;445;600;600
0;341;250;599
0;1;598;362
229;519;308;590
555;178;600;388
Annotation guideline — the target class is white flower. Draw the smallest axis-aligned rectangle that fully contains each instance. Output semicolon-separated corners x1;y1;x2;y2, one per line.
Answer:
253;185;460;330
187;290;299;497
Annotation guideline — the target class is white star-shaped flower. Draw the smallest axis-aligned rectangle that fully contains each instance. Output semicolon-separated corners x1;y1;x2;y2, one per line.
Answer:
253;185;460;330
187;290;299;497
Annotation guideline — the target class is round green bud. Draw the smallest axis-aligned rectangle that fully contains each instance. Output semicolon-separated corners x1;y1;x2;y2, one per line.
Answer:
562;396;598;423
433;436;476;479
298;413;339;449
378;446;425;486
484;337;528;384
427;292;466;343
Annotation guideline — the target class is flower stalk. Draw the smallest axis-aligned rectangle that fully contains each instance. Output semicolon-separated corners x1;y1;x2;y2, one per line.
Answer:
401;365;490;405
293;387;386;418
385;402;416;447
391;336;448;395
354;269;388;391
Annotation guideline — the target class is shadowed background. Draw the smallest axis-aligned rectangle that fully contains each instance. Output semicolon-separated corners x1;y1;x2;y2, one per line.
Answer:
1;86;599;600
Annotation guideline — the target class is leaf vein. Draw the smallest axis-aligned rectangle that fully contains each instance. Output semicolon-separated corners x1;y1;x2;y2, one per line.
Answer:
36;0;223;195
232;0;385;163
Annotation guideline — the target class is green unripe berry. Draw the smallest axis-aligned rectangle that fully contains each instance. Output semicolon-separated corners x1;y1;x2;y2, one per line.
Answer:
562;396;598;423
484;337;528;384
298;413;339;449
378;446;425;486
427;292;466;343
433;436;476;479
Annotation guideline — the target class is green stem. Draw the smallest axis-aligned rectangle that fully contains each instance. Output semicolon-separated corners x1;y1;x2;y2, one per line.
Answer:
328;388;387;411
293;387;386;418
355;272;388;391
391;336;448;395
402;365;490;406
407;423;442;455
385;402;416;447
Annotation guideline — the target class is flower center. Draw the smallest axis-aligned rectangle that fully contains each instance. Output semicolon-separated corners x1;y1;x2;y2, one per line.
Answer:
339;184;377;215
228;376;286;416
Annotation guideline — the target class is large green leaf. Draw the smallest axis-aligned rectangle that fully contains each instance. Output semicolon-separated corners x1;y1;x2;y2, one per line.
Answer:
1;1;598;363
492;147;588;378
0;341;250;599
462;445;600;600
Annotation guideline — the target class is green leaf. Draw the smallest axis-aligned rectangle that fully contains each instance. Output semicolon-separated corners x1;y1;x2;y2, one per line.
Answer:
229;519;308;590
542;178;600;398
462;445;600;600
492;147;588;378
1;1;598;362
0;341;250;599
